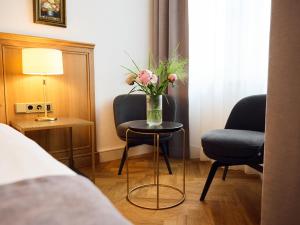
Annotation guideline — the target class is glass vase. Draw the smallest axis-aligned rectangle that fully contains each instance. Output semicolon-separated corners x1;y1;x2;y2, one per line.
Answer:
146;95;162;126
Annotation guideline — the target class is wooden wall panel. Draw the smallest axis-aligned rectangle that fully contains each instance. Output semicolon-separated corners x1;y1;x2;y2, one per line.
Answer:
0;45;6;123
0;32;96;167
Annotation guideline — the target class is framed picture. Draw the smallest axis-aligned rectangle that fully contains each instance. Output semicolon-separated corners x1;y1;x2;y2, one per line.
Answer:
33;0;66;27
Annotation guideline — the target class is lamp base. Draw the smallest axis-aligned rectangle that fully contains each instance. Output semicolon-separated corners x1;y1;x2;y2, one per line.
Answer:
35;117;57;122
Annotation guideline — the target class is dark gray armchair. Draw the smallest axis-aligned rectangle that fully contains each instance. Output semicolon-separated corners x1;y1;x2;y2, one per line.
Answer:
200;94;266;201
113;94;176;175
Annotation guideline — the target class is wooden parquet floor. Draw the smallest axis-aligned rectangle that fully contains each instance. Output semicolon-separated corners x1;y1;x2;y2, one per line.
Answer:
84;156;262;225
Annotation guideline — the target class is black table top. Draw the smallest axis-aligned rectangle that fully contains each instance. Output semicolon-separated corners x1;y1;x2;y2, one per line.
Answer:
126;120;183;133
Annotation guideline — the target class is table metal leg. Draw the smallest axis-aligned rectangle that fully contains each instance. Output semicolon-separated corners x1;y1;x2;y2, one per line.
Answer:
153;134;157;185
126;129;130;196
156;133;160;209
126;128;186;210
181;128;186;194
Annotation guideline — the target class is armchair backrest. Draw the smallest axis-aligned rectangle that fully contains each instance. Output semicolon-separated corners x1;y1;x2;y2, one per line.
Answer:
225;94;266;132
113;94;176;127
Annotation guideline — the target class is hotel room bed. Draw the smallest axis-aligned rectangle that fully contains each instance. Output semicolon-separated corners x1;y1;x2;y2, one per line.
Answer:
0;123;131;225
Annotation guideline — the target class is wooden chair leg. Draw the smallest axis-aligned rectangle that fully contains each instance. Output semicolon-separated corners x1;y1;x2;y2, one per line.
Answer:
161;143;173;174
118;146;127;175
200;161;221;201
222;166;229;181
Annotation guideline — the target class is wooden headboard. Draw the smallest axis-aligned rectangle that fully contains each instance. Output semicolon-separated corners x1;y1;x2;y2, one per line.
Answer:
0;32;96;166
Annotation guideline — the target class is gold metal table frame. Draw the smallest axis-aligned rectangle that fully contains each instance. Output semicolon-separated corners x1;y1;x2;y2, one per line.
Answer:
125;127;186;210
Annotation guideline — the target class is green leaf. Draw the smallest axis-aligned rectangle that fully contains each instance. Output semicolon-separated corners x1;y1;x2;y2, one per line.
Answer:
170;43;180;59
162;93;169;105
128;86;137;95
135;82;150;95
121;65;138;76
148;52;151;70
125;51;141;72
148;52;156;71
157;80;169;95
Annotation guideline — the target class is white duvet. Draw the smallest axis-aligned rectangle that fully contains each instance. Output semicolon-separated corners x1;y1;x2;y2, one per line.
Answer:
0;123;75;185
0;123;133;225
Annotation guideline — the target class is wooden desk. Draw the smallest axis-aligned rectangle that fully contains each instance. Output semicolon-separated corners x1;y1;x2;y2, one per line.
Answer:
11;118;96;182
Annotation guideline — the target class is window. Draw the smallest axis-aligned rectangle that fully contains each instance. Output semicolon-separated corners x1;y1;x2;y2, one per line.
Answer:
188;0;271;158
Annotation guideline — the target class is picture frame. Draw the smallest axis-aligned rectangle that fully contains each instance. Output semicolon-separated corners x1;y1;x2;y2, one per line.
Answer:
33;0;66;28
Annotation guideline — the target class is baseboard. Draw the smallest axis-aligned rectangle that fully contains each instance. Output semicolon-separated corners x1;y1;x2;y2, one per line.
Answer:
190;145;200;159
99;144;210;162
99;145;153;162
190;145;209;161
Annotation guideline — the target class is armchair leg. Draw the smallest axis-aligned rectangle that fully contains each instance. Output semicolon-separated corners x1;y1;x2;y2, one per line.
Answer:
118;146;128;175
118;143;174;175
200;161;221;201
161;143;173;174
222;166;229;181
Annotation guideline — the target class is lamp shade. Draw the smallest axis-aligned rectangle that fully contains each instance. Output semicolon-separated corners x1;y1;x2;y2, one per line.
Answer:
22;48;64;75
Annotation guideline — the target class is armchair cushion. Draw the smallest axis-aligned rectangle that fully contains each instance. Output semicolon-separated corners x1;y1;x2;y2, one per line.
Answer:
201;129;264;161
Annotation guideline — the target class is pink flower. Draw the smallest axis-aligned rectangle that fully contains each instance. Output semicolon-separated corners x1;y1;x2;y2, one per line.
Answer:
138;69;153;85
168;74;177;83
126;73;136;85
151;74;158;84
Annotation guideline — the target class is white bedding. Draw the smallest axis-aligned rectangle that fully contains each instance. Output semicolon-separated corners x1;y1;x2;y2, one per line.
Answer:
0;123;75;185
0;124;133;225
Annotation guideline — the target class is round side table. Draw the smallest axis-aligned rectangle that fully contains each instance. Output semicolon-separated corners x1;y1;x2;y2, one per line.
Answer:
124;120;186;210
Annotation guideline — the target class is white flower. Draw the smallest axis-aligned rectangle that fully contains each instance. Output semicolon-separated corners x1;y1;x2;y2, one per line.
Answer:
150;74;158;84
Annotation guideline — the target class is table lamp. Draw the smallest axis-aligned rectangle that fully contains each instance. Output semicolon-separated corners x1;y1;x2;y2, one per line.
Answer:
22;48;64;121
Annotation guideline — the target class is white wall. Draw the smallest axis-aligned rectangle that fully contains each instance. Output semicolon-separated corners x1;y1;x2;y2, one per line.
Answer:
0;0;151;158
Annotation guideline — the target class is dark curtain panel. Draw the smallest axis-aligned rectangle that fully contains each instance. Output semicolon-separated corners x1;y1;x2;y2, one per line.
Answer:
152;0;190;158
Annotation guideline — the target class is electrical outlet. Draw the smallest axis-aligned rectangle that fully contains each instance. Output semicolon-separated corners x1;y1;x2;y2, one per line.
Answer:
15;102;53;114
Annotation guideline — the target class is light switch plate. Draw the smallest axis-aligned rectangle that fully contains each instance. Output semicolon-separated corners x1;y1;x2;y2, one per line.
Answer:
15;102;53;114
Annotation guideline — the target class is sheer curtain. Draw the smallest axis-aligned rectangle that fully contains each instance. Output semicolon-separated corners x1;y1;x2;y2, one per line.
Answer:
189;0;271;161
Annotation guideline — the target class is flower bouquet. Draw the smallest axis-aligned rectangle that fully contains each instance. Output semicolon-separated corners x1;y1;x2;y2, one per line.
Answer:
123;51;187;126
